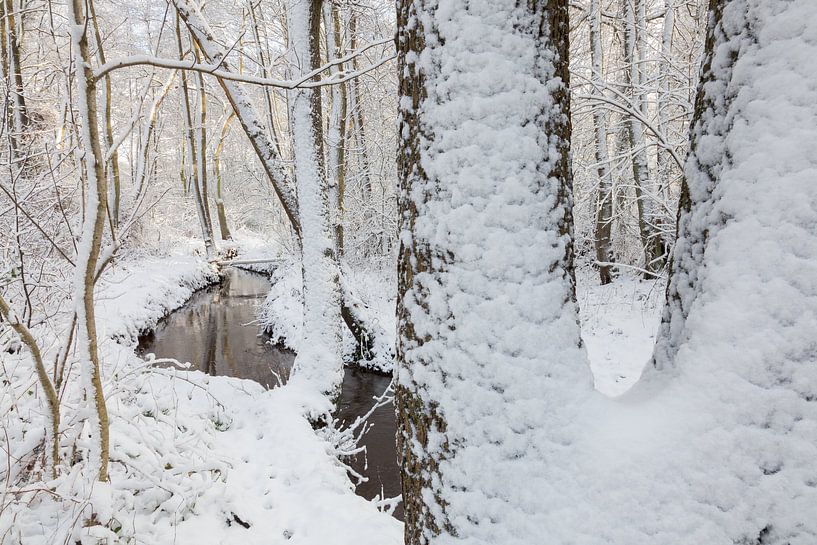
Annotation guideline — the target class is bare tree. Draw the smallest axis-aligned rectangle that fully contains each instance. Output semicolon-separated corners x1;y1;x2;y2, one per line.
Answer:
68;0;111;483
176;15;216;258
590;0;614;284
172;0;301;238
214;112;234;241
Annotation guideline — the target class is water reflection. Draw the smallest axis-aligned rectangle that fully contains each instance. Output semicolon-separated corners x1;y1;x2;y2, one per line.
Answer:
137;268;294;388
136;267;402;519
335;368;402;520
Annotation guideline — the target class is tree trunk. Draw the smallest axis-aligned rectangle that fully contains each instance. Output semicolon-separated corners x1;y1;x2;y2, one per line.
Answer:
214;112;234;240
348;10;377;256
68;0;110;483
4;0;26;130
649;1;817;540
325;2;347;257
623;0;664;277
194;49;215;239
176;15;216;259
656;0;675;205
134;71;177;200
287;0;343;396
590;0;614;285
88;0;121;229
396;0;588;542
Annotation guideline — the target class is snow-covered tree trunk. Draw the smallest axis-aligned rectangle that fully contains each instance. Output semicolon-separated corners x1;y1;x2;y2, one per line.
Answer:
395;0;590;542
590;0;614;285
646;0;817;540
68;0;110;483
288;0;343;396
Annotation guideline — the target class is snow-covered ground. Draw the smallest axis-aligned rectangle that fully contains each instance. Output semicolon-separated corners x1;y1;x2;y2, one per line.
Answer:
576;268;664;396
2;238;669;544
0;242;401;545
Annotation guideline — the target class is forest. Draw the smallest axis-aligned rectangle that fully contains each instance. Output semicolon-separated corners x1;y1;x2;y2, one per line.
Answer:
0;0;814;543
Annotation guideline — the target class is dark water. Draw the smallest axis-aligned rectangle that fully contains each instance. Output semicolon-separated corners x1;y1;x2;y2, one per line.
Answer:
136;268;402;518
137;268;294;387
335;368;402;519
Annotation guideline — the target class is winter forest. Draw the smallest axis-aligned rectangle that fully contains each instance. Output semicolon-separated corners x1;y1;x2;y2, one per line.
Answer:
0;0;815;543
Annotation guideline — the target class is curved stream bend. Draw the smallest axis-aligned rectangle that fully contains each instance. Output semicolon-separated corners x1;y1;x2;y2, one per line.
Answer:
136;268;402;519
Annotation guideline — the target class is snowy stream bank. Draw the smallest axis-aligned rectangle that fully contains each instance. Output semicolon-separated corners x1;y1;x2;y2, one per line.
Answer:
1;250;401;545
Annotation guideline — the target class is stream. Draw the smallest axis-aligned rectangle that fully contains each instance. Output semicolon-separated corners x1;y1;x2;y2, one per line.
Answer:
136;268;402;519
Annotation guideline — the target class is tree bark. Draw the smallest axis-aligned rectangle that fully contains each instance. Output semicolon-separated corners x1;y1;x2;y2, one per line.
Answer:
396;0;588;541
590;0;614;285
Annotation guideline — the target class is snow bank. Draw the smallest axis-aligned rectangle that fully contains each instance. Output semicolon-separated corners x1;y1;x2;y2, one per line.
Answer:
96;254;219;343
1;249;401;544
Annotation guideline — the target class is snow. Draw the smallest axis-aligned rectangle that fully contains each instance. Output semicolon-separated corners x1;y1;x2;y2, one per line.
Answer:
577;269;663;396
1;245;401;544
95;253;219;342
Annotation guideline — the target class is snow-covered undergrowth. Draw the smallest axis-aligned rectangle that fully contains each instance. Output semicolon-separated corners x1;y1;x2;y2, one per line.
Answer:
0;245;401;544
261;259;396;373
